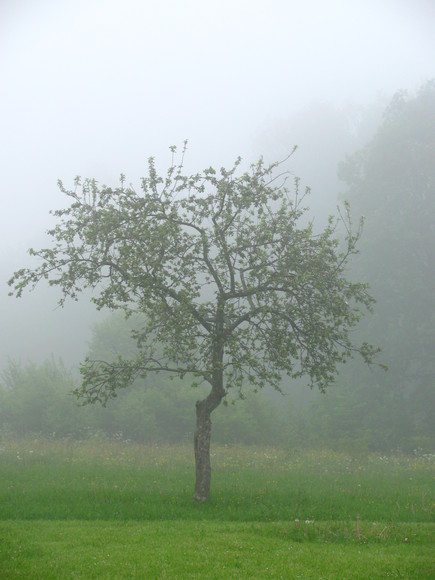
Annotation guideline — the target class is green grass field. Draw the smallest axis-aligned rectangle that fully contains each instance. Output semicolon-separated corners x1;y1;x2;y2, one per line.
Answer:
1;438;434;578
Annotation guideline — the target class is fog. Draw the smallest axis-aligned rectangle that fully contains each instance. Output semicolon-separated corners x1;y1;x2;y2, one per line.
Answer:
1;0;434;374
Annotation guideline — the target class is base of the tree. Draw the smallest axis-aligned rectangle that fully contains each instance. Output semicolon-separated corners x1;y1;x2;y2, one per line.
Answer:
193;495;208;503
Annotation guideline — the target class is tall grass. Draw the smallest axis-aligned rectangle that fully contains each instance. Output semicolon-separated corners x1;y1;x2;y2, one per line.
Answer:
1;437;433;524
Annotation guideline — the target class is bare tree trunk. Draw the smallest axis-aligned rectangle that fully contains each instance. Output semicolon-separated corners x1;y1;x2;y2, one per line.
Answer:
193;386;225;501
194;300;225;502
194;399;213;501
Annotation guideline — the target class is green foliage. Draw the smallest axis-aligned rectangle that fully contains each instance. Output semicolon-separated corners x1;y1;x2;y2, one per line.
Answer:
0;358;82;437
0;355;286;445
9;144;379;410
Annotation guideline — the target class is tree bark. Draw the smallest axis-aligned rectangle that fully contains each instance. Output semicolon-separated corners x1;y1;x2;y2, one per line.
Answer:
194;300;226;502
194;398;213;502
194;389;224;501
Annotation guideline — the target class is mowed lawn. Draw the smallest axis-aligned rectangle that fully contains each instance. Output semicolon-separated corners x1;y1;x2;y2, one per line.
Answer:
0;439;434;578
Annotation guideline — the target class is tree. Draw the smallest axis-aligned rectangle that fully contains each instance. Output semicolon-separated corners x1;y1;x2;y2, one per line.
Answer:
9;145;379;501
0;357;81;437
336;81;435;450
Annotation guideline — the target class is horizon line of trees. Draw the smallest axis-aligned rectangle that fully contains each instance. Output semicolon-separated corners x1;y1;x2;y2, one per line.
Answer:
0;353;432;453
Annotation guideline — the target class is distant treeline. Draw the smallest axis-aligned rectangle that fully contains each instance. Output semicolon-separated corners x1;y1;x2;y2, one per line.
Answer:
0;357;286;446
0;356;432;453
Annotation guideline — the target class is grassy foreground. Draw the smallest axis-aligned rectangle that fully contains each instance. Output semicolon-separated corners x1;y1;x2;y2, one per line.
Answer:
0;438;434;578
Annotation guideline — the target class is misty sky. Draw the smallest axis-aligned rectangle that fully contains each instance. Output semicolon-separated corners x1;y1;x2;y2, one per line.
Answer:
1;0;434;366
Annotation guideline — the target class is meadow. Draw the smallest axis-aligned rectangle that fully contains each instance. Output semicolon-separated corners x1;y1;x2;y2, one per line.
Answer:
0;437;434;578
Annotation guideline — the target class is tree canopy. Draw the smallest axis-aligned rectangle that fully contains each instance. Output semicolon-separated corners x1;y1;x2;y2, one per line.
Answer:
9;145;379;499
